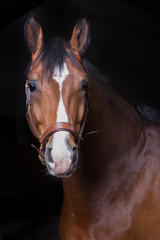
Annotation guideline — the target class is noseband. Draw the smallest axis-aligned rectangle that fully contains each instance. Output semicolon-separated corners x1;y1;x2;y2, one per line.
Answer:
25;50;88;165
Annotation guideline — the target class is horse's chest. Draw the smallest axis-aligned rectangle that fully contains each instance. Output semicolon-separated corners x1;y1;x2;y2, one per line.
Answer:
60;183;160;240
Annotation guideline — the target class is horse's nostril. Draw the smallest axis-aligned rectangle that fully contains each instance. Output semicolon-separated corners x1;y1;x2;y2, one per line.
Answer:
47;146;54;163
72;146;77;152
48;144;52;150
71;146;78;165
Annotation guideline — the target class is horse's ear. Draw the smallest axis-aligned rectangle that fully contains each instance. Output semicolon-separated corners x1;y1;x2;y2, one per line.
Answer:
70;18;90;58
24;16;43;56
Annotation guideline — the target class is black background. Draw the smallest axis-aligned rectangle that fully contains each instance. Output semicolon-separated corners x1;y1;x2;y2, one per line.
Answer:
0;0;160;239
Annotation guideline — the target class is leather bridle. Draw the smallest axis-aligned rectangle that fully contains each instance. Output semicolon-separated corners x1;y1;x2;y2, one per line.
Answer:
25;50;88;165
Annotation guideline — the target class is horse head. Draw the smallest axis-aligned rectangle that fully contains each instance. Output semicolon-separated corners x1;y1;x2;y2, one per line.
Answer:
25;16;90;177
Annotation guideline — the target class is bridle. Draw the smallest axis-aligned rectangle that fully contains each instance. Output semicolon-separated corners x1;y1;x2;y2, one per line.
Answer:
25;49;88;165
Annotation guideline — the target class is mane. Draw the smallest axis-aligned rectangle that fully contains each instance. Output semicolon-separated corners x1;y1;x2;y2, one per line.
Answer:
133;103;160;123
82;58;160;123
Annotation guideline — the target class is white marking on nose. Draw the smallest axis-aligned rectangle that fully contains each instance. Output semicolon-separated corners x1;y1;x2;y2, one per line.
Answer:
47;62;72;174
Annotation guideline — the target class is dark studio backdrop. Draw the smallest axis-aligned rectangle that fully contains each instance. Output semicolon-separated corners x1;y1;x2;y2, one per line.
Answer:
0;0;160;239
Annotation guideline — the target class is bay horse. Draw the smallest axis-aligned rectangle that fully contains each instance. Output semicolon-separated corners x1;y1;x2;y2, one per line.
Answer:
24;16;160;240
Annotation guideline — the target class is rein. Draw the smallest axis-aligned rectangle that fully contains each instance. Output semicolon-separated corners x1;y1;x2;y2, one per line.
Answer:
25;50;88;165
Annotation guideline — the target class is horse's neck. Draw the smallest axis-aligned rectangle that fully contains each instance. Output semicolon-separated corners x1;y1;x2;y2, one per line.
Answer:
62;60;144;204
84;60;142;156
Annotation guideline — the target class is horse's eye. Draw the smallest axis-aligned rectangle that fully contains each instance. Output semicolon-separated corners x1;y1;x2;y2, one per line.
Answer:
28;82;37;92
81;79;89;92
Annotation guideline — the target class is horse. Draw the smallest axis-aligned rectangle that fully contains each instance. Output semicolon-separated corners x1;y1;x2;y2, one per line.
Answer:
24;16;160;240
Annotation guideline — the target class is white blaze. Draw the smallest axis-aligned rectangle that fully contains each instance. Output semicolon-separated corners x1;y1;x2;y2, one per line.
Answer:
54;62;69;122
48;63;72;173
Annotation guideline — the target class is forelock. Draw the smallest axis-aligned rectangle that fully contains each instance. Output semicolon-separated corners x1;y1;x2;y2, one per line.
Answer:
29;38;69;79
